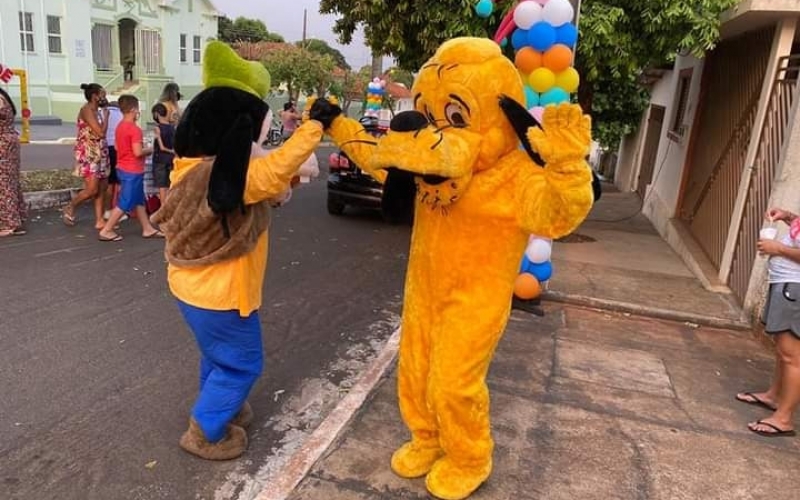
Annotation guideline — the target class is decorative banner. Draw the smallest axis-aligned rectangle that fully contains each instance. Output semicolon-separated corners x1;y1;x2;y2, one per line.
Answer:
364;77;386;118
0;66;31;143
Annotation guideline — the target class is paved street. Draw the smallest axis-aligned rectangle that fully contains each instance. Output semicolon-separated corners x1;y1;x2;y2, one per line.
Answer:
20;144;75;171
0;155;411;500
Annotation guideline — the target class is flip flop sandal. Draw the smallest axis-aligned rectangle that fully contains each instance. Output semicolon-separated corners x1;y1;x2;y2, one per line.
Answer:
62;209;76;227
98;234;123;242
736;392;778;411
749;420;796;437
143;230;165;239
11;229;26;236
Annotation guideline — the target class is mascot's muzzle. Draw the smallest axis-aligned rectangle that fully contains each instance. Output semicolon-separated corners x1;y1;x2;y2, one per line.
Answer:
386;111;449;186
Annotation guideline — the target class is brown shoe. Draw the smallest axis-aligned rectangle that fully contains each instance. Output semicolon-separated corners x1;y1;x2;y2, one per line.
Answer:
232;401;254;429
179;418;248;460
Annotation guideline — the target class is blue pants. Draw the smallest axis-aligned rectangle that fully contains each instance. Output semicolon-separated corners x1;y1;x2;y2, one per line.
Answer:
178;301;264;442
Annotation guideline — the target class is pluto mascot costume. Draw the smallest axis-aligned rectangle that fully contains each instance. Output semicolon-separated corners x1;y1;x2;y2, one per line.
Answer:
152;41;340;460
324;37;595;499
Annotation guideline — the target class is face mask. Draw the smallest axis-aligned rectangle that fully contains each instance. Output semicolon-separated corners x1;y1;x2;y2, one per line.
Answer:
98;97;109;107
176;92;182;101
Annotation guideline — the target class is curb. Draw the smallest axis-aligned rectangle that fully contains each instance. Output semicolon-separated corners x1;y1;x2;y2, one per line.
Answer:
28;138;75;145
253;327;401;500
542;290;752;331
24;188;76;211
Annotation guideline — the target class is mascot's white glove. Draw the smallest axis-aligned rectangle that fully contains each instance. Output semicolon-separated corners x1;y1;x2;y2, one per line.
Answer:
297;153;320;183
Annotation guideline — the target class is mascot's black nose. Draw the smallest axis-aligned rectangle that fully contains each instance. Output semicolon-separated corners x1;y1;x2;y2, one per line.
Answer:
390;110;429;132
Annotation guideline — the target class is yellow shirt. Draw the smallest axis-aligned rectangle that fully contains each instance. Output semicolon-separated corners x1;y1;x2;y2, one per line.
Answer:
167;120;323;316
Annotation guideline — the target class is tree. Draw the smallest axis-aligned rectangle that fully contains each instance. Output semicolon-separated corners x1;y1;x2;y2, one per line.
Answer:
385;67;415;88
330;65;372;115
320;0;739;148
262;45;337;101
218;16;285;43
297;39;350;70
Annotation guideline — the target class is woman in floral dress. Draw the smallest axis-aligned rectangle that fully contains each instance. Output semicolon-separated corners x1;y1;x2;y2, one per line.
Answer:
0;87;25;237
63;83;110;229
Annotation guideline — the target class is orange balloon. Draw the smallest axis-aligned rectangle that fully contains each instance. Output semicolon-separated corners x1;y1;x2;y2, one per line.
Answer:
515;47;543;74
543;44;573;73
514;273;541;300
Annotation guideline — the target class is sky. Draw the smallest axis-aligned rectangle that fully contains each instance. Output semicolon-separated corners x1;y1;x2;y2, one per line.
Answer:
217;0;376;70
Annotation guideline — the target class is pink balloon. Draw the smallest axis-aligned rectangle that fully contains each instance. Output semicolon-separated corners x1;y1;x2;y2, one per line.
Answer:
529;106;545;123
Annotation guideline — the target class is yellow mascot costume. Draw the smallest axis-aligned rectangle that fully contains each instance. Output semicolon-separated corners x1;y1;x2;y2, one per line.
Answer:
325;37;594;499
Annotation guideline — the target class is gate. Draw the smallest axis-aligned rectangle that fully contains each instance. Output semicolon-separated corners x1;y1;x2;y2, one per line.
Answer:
637;105;666;198
680;27;775;269
728;55;800;302
135;28;162;75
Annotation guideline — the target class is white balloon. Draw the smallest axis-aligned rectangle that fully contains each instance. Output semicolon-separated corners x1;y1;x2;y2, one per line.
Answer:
525;238;552;264
542;0;574;27
513;1;544;30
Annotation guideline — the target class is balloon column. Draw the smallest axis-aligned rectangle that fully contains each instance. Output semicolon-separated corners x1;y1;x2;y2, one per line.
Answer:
474;0;581;300
364;77;386;118
478;0;579;123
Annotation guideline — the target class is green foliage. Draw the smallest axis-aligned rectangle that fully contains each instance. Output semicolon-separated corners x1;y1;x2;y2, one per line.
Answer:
319;0;740;148
386;67;415;88
329;65;373;114
218;16;285;44
262;46;337;100
298;39;350;70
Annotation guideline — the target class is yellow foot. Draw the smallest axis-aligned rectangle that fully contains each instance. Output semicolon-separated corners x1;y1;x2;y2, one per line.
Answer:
390;441;444;478
425;457;492;500
179;418;248;461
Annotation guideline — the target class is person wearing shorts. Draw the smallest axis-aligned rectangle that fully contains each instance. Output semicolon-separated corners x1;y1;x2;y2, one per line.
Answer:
736;206;800;437
98;95;163;242
151;103;175;203
104;101;124;219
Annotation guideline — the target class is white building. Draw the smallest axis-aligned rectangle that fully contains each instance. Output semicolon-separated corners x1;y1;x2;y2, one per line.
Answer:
0;0;220;121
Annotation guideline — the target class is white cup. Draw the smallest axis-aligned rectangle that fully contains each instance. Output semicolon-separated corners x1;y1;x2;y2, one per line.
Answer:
760;227;778;240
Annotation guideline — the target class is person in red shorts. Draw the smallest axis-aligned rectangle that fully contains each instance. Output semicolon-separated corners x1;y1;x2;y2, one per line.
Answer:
98;94;164;241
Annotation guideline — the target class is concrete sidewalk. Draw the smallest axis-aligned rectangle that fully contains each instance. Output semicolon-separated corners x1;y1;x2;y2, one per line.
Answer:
287;305;800;500
546;186;747;329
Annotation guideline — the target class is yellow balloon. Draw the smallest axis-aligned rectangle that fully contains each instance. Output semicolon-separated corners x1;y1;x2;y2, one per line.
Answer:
528;68;556;94
555;67;580;93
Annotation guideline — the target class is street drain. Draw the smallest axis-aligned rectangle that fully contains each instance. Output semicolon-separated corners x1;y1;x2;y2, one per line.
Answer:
556;232;596;243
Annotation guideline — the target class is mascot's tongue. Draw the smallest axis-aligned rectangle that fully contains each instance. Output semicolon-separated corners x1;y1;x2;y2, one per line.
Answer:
382;168;416;223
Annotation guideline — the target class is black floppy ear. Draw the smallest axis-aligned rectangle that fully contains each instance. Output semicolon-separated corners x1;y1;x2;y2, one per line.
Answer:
207;114;253;215
173;102;195;158
498;95;545;167
592;170;602;201
381;168;416;225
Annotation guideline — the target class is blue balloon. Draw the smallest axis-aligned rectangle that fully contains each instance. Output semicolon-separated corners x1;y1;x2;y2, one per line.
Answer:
556;23;578;47
528;22;556;52
475;0;493;18
541;87;570;106
524;86;539;108
511;29;530;50
529;261;553;281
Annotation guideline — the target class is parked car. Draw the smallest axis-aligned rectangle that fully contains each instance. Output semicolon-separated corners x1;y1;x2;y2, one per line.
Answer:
327;116;389;218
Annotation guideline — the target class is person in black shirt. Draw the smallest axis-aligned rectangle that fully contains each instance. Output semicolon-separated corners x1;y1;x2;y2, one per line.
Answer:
151;103;176;202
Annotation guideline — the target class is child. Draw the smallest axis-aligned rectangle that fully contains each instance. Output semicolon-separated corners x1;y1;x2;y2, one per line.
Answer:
98;94;164;241
151;103;175;203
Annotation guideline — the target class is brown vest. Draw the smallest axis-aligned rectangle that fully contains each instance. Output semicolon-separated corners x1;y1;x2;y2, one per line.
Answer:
151;161;270;268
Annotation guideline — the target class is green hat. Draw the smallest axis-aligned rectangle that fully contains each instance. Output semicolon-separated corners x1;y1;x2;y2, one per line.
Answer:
202;41;271;99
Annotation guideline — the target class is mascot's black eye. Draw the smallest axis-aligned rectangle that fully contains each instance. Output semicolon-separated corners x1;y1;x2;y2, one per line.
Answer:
445;103;467;127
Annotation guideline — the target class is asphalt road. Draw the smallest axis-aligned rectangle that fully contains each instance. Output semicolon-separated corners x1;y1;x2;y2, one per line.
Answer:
21;144;75;171
0;150;411;500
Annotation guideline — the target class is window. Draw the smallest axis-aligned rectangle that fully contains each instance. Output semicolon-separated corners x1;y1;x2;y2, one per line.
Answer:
47;16;62;54
180;34;187;63
193;35;201;64
18;11;34;52
91;24;113;70
669;68;693;141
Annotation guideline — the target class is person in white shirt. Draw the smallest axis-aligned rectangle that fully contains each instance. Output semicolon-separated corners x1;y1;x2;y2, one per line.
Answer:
103;102;124;219
737;206;800;437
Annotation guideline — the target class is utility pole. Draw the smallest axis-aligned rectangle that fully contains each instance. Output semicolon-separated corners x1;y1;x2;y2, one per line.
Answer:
370;52;383;79
302;8;307;43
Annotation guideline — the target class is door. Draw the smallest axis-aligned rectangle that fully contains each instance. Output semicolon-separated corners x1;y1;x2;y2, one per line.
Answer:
636;105;665;198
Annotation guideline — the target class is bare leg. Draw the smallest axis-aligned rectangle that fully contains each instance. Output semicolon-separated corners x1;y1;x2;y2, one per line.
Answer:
135;205;160;237
65;176;99;222
159;187;168;203
750;333;800;433
94;179;108;229
99;207;126;240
